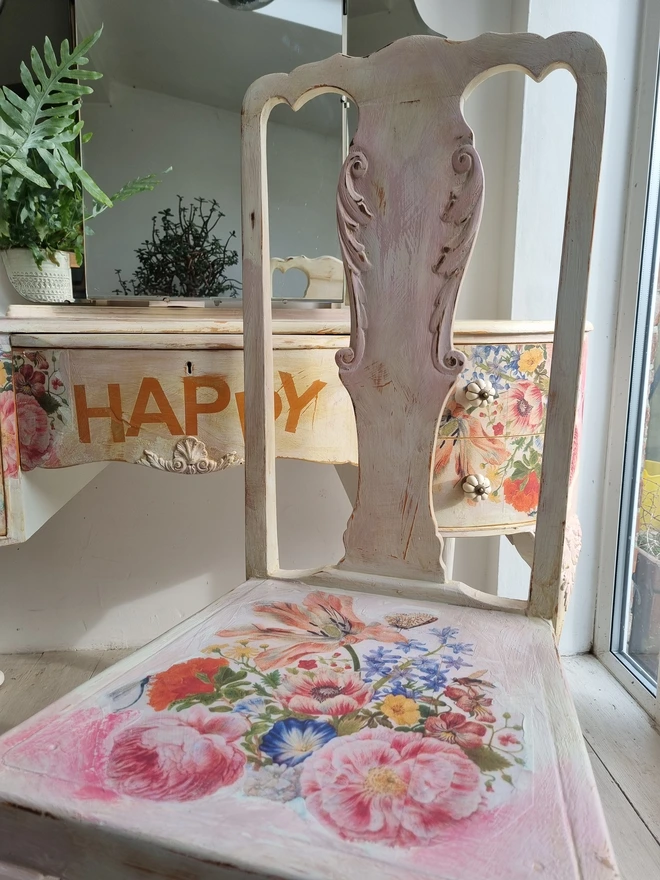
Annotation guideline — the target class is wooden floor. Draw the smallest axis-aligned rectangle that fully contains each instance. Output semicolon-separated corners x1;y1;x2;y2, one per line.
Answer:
0;651;657;879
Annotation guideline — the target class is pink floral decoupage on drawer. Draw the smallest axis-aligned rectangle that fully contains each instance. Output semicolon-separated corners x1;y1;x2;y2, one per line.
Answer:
433;342;583;531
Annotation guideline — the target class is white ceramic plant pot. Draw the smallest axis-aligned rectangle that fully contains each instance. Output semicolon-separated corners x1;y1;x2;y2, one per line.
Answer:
1;248;74;303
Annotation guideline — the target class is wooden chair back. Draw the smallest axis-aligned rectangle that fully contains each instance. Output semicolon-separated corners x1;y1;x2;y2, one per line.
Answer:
242;33;606;634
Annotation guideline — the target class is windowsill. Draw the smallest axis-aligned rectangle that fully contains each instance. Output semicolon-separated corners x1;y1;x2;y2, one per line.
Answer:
565;654;660;878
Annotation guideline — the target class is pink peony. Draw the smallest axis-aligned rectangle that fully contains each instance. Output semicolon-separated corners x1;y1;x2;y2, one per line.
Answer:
2;708;139;801
0;391;18;478
276;669;373;717
300;727;481;846
17;394;52;470
106;706;248;801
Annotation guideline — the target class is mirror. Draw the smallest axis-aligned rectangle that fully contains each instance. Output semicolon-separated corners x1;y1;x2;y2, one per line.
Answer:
75;0;344;304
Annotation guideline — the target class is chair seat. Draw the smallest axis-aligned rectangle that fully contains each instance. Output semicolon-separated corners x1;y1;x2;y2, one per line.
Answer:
0;578;617;880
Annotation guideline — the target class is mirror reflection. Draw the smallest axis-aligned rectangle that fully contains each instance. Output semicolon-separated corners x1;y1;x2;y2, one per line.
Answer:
76;0;344;303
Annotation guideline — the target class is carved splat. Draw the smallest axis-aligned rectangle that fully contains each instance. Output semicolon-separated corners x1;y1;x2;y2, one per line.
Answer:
242;32;607;627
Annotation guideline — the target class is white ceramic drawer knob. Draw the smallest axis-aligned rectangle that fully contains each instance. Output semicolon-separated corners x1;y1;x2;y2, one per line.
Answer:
464;378;495;405
462;473;491;501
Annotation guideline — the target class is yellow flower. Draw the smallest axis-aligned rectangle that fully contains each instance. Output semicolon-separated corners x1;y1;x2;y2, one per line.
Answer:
518;347;544;374
201;644;227;654
381;694;420;726
222;642;262;662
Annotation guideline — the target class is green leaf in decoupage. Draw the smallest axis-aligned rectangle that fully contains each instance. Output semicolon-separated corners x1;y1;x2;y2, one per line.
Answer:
336;715;367;736
465;746;513;773
262;670;281;688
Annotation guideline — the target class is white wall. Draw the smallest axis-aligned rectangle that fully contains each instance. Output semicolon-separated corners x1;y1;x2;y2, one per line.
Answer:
83;83;342;298
0;460;352;652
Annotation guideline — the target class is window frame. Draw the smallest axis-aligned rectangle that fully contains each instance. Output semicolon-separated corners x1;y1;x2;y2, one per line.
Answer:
595;0;660;721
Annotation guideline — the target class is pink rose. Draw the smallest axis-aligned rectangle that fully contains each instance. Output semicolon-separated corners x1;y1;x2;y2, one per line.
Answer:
106;706;248;801
17;394;52;470
300;727;481;846
2;708;139;801
0;391;18;478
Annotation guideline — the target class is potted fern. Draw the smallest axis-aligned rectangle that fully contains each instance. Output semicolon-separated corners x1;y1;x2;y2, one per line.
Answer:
0;28;165;302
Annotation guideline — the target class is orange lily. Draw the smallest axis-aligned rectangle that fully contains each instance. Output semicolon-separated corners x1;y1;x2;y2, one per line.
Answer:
216;591;406;671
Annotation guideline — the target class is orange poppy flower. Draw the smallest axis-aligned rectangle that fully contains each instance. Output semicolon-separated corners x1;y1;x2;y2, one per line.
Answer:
148;657;229;711
503;471;540;514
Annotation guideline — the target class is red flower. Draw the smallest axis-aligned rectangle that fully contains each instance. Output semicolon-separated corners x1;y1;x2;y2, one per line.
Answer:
444;686;497;724
298;659;317;670
493;422;504;436
14;363;46;398
424;712;487;750
217;591;405;671
51;376;64;392
503;471;540;514
148;657;229;710
498;732;520;747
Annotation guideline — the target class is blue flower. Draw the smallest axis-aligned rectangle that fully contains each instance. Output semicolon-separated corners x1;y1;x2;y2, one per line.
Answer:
234;696;267;715
441;655;473;671
260;719;336;767
376;681;421;700
362;646;402;680
398;639;427;654
445;642;474;656
412;658;448;691
429;626;459;646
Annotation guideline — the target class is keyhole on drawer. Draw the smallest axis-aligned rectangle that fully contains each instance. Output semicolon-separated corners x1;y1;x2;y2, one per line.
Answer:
186;361;193;375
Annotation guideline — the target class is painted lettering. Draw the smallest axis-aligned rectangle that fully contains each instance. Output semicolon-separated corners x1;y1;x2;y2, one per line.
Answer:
126;378;184;437
279;371;326;434
183;376;231;435
74;383;125;443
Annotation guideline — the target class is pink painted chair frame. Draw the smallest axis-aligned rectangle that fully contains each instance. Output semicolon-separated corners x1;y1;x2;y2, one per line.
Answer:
243;32;606;637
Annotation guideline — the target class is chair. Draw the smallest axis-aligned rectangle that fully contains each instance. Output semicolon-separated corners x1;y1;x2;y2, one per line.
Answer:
0;32;616;880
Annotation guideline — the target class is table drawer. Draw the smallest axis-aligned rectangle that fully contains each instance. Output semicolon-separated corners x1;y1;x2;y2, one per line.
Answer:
433;341;583;532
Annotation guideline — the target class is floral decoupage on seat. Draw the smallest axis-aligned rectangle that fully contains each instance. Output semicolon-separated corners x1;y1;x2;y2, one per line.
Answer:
0;580;606;878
